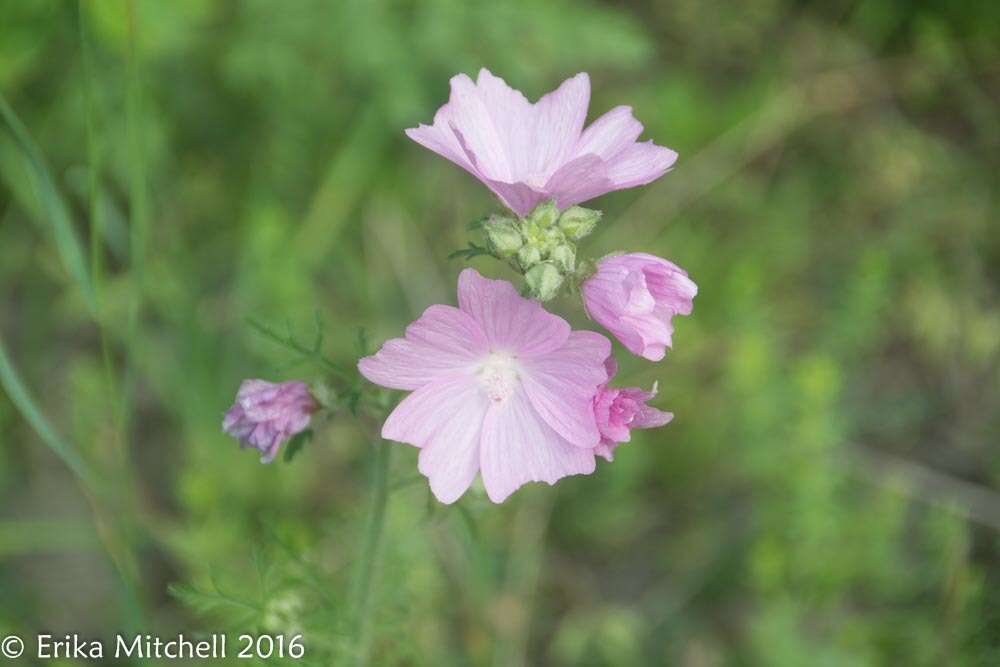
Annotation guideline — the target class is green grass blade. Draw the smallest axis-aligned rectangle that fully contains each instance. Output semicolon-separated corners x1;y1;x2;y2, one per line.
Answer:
0;93;98;317
0;337;97;489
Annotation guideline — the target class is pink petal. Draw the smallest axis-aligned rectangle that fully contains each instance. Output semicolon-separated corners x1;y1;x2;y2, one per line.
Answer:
450;123;548;216
605;140;678;189
543;154;613;210
457;269;570;357
415;378;491;504
405;122;476;174
446;72;514;181
527;72;590;180
358;305;488;390
472;69;535;177
520;330;610;447
381;372;486;448
573;105;645;160
634;405;674;429
479;388;596;503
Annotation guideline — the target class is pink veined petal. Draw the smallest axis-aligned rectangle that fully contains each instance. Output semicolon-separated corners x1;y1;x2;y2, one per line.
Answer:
381;372;485;448
643;268;698;316
479;387;596;503
450;123;548;216
605;140;678;189
634;405;674;429
447;72;513;181
620;313;672;361
456;269;570;356
573;105;645;161
405;125;472;173
473;68;535;178
527;72;590;180
603;356;619;380
414;377;492;504
543;154;614;210
594;442;617;462
582;272;646;354
358;305;488;390
520;330;611;448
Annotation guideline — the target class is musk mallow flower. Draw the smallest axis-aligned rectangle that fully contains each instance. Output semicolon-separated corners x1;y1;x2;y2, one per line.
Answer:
593;357;673;462
358;268;612;504
582;253;697;361
406;68;677;217
223;379;318;463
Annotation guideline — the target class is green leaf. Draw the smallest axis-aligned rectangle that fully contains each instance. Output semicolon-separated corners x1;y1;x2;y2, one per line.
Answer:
447;242;492;261
283;429;313;463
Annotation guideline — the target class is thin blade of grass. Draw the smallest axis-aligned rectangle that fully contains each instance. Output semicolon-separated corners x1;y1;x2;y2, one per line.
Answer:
0;337;97;489
0;94;97;316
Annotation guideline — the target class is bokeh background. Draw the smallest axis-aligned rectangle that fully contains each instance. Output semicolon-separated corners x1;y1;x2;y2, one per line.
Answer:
2;1;999;664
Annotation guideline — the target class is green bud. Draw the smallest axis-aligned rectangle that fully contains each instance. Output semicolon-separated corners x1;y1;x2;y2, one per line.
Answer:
550;243;576;274
526;200;559;229
525;262;564;301
517;244;543;270
484;216;523;257
558;206;602;240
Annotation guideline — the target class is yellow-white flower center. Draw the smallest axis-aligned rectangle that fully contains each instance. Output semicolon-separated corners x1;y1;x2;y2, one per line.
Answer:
477;352;520;403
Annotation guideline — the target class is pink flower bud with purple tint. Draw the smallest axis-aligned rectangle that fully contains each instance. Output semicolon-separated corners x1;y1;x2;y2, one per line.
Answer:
582;253;697;361
223;380;318;463
593;358;673;461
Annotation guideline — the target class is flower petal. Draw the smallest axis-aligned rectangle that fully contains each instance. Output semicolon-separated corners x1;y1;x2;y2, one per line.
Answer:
472;68;534;177
405;123;472;169
574;105;645;160
381;372;487;449
446;72;514;181
479;387;596;503
528;72;590;180
605;140;678;189
358;304;488;390
520;330;610;447
542;154;613;210
457;268;569;356
416;380;491;504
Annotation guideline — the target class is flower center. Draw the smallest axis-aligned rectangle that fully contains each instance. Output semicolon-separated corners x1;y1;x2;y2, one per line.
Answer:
477;352;520;403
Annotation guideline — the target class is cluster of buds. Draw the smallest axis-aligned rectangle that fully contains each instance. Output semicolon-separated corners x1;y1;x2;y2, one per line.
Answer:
483;200;602;301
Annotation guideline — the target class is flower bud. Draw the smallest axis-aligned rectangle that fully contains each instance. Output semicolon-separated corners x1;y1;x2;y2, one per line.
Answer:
550;243;575;274
526;199;559;229
223;380;318;463
558;206;601;240
525;261;564;301
582;253;697;361
484;216;523;257
517;244;543;270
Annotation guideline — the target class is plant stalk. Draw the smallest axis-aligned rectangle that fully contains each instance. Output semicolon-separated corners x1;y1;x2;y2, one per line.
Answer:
352;439;393;666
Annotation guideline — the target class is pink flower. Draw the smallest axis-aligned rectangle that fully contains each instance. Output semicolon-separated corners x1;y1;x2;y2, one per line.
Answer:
223;380;317;463
593;358;673;461
406;68;677;217
582;253;697;361
358;268;611;504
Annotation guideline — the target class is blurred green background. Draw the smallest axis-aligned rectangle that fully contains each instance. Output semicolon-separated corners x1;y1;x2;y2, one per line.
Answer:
1;0;999;664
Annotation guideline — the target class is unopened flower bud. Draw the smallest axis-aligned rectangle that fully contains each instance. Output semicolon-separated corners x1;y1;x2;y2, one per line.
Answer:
558;206;601;240
223;380;318;463
517;244;542;270
485;216;523;257
526;200;559;229
550;243;576;274
525;261;564;301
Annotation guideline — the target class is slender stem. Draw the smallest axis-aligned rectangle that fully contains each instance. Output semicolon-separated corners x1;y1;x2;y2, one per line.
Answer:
352;439;393;666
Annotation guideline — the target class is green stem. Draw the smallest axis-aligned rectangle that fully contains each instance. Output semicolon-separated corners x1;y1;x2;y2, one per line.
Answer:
352;439;393;666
